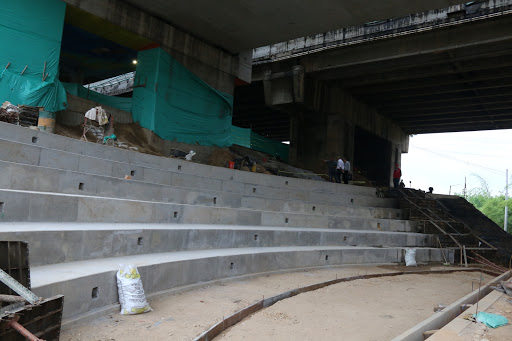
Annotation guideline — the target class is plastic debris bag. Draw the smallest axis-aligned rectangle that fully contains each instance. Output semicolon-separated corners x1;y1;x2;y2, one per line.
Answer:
405;248;417;266
475;312;508;328
116;264;152;315
185;150;196;161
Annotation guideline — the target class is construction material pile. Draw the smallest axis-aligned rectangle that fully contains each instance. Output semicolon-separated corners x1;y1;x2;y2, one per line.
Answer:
18;105;39;127
0;102;40;127
0;102;20;125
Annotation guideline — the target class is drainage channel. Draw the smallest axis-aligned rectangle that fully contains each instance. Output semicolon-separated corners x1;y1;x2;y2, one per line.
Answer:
193;268;508;341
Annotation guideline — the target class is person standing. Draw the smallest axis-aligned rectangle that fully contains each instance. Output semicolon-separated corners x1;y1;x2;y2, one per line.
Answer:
325;158;337;182
336;156;344;184
393;164;402;188
342;157;351;184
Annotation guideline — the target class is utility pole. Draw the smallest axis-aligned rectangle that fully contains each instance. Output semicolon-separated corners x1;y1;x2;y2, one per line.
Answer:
505;169;509;233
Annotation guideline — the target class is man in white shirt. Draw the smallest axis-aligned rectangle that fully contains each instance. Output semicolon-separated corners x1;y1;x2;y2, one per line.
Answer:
336;156;344;183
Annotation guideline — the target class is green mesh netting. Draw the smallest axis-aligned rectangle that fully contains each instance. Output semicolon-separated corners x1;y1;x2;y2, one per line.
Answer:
131;48;233;147
62;82;133;112
231;126;252;148
231;126;289;161
0;0;67;112
250;131;289;162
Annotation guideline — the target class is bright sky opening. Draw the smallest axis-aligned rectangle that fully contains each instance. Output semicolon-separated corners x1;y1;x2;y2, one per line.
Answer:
401;129;512;196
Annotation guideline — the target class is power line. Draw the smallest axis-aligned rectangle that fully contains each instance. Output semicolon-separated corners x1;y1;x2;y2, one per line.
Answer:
413;146;505;175
410;148;509;160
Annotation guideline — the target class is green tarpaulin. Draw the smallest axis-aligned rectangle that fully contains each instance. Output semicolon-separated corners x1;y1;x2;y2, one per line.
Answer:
132;48;233;147
0;0;67;112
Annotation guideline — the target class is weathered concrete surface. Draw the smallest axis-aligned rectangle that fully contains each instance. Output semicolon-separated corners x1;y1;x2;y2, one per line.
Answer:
117;0;461;52
0;137;396;208
0;160;407;222
30;246;453;319
0;122;451;326
62;0;241;93
0;223;432;266
0;189;408;232
0;121;377;196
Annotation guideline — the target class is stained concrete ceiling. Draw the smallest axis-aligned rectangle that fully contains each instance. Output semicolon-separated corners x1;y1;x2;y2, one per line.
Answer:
242;12;512;140
123;0;461;52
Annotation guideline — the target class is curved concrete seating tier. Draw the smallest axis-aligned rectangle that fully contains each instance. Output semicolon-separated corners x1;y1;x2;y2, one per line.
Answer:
0;138;392;208
0;124;449;322
0;223;433;267
0;189;413;231
31;245;450;319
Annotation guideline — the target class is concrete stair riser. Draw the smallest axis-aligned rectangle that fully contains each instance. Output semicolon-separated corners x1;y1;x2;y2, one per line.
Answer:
30;247;453;320
0;189;413;232
0;141;393;208
0;227;435;266
0;160;402;217
0;129;381;197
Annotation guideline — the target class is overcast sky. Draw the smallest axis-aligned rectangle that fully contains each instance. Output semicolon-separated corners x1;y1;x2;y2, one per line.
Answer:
401;129;512;196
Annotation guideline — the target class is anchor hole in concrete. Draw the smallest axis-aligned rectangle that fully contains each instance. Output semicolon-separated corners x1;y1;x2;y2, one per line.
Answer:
174;211;178;219
131;170;136;176
213;197;217;205
344;236;347;241
252;188;256;193
285;217;289;223
137;237;143;246
285;181;289;185
0;202;4;214
230;176;233;180
325;255;329;261
351;198;354;204
230;262;234;270
178;165;182;170
78;183;84;191
32;136;37;143
312;206;316;211
254;235;258;241
92;287;100;299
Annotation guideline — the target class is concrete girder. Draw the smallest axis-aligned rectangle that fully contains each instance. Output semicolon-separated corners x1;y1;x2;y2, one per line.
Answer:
121;0;462;53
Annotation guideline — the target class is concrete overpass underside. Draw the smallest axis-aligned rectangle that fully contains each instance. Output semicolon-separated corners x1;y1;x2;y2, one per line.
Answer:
236;10;512;182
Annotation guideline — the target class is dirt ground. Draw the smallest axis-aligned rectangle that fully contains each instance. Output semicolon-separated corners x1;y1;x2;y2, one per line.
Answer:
60;265;495;341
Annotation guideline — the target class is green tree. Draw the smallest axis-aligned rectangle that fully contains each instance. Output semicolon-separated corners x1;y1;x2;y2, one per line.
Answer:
459;174;512;233
480;196;512;233
461;174;491;210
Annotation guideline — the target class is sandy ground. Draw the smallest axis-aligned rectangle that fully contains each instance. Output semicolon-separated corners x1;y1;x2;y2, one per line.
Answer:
60;265;494;341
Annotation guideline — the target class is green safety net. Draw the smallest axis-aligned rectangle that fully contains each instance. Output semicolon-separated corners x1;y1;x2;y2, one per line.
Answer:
62;82;133;112
132;48;233;147
250;131;289;162
231;125;289;161
0;0;67;112
231;126;252;148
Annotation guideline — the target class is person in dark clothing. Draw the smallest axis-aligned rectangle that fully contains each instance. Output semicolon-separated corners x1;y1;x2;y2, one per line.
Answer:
393;164;402;188
325;159;337;182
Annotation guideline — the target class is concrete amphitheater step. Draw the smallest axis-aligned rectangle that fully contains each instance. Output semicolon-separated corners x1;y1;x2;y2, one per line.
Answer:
0;223;433;266
0;189;413;231
29;246;454;320
0;160;404;219
0;125;387;198
0;122;376;194
0;137;393;209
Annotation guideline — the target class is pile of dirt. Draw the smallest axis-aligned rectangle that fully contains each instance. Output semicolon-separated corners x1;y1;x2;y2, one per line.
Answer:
112;123;163;156
208;149;239;168
53;122;322;180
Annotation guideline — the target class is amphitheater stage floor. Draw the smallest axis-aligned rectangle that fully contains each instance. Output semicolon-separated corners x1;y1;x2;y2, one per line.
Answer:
59;264;510;341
